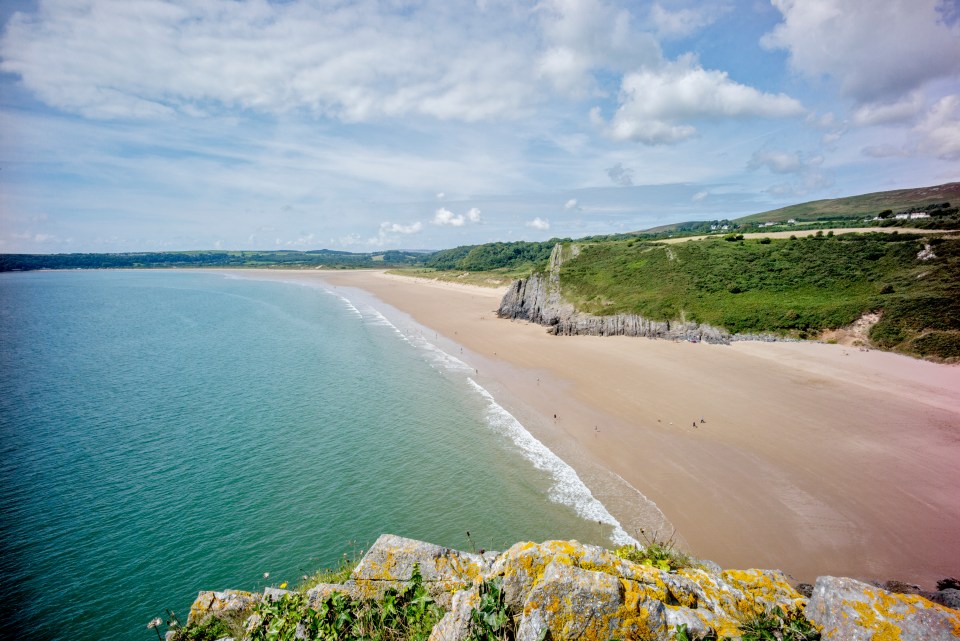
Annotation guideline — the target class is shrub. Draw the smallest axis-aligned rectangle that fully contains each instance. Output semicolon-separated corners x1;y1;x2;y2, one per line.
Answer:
739;606;820;641
247;563;444;641
613;529;691;572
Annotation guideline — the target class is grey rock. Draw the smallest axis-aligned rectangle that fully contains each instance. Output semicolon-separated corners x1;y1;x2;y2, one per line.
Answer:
807;576;960;640
923;588;960;611
262;587;290;601
352;533;491;584
186;590;260;626
428;587;480;641
516;560;665;641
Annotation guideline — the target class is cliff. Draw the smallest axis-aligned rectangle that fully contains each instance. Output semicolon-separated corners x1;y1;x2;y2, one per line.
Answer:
174;534;960;641
497;244;735;344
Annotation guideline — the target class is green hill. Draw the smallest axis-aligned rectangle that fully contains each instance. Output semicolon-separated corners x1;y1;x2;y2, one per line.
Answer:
556;232;960;361
641;182;960;236
738;182;960;223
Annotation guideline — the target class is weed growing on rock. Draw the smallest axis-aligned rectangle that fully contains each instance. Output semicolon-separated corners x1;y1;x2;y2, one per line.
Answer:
170;614;243;641
247;563;444;641
673;623;726;640
613;529;692;571
469;578;517;641
296;550;361;593
738;606;820;641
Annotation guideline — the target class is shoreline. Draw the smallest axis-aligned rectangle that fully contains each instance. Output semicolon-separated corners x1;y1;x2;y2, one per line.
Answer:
219;268;960;586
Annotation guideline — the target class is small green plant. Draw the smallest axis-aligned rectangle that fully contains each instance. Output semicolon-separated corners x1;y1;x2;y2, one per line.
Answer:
469;578;516;641
249;563;444;641
739;606;820;641
613;529;691;572
170;615;239;641
296;549;361;593
674;623;727;640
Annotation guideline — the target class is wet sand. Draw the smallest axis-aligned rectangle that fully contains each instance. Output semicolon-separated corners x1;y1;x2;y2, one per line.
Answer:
230;269;960;586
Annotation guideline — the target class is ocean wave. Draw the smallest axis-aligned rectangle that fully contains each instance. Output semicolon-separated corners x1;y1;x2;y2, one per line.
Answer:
466;379;637;547
330;283;636;546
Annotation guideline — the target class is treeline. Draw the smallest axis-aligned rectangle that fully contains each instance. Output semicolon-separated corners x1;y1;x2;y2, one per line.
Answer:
0;249;426;272
423;241;561;271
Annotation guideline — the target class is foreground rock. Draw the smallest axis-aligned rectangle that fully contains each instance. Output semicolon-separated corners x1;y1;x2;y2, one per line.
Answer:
184;535;960;641
807;576;960;640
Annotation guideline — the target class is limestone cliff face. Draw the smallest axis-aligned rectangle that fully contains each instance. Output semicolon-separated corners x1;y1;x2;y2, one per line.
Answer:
184;534;960;641
497;244;733;344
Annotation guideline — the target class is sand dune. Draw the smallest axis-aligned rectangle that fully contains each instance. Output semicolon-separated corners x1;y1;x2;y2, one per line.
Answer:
232;269;960;586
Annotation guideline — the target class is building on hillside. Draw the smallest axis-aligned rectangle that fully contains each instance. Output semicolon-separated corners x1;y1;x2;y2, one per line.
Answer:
909;212;930;219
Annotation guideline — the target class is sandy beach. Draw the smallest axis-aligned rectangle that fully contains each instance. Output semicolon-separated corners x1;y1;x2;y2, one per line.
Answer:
231;269;960;586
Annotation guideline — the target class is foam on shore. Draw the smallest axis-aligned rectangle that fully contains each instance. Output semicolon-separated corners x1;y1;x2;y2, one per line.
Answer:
328;282;637;547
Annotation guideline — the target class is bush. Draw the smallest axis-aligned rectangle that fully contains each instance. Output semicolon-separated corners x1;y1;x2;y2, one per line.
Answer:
909;331;960;360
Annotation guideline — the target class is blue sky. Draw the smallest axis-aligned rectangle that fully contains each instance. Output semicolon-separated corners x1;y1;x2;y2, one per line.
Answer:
1;0;958;253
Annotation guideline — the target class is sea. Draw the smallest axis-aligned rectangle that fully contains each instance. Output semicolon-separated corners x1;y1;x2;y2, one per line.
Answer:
0;269;633;641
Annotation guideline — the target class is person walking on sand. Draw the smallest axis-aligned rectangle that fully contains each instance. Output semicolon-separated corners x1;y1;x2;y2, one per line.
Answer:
693;421;697;428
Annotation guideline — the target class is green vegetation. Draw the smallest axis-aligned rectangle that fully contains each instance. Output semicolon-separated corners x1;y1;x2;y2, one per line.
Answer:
674;623;724;640
295;552;361;594
468;578;519;641
170;615;242;641
557;233;960;360
176;564;444;641
613;529;692;572
423;241;560;272
738;606;821;641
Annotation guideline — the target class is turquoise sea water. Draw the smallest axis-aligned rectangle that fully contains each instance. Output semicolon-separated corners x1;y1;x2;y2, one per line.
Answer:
0;270;629;641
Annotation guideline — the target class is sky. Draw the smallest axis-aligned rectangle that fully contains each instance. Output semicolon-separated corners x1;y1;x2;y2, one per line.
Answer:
1;0;959;253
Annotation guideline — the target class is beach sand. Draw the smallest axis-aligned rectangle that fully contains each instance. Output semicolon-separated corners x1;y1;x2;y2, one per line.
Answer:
231;269;960;586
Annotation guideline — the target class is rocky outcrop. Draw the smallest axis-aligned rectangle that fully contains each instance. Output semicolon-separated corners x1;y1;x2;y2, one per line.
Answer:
497;244;733;344
807;576;960;640
184;535;960;641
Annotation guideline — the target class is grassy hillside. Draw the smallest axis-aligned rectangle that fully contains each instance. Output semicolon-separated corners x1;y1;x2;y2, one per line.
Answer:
643;182;960;235
557;232;960;360
735;183;960;223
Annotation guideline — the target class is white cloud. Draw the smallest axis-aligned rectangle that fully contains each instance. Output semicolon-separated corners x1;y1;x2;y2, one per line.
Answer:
649;3;725;39
0;0;540;121
604;57;805;144
369;220;423;246
527;217;551;230
564;198;579;209
433;207;465;226
748;150;804;174
535;0;661;95
692;191;708;201
858;94;960;160
432;207;482;227
915;95;960;159
853;92;925;126
762;0;960;103
436;192;445;200
431;207;480;226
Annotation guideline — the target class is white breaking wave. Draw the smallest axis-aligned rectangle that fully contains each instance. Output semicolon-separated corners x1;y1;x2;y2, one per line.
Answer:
466;379;638;547
328;292;363;318
330;284;637;547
